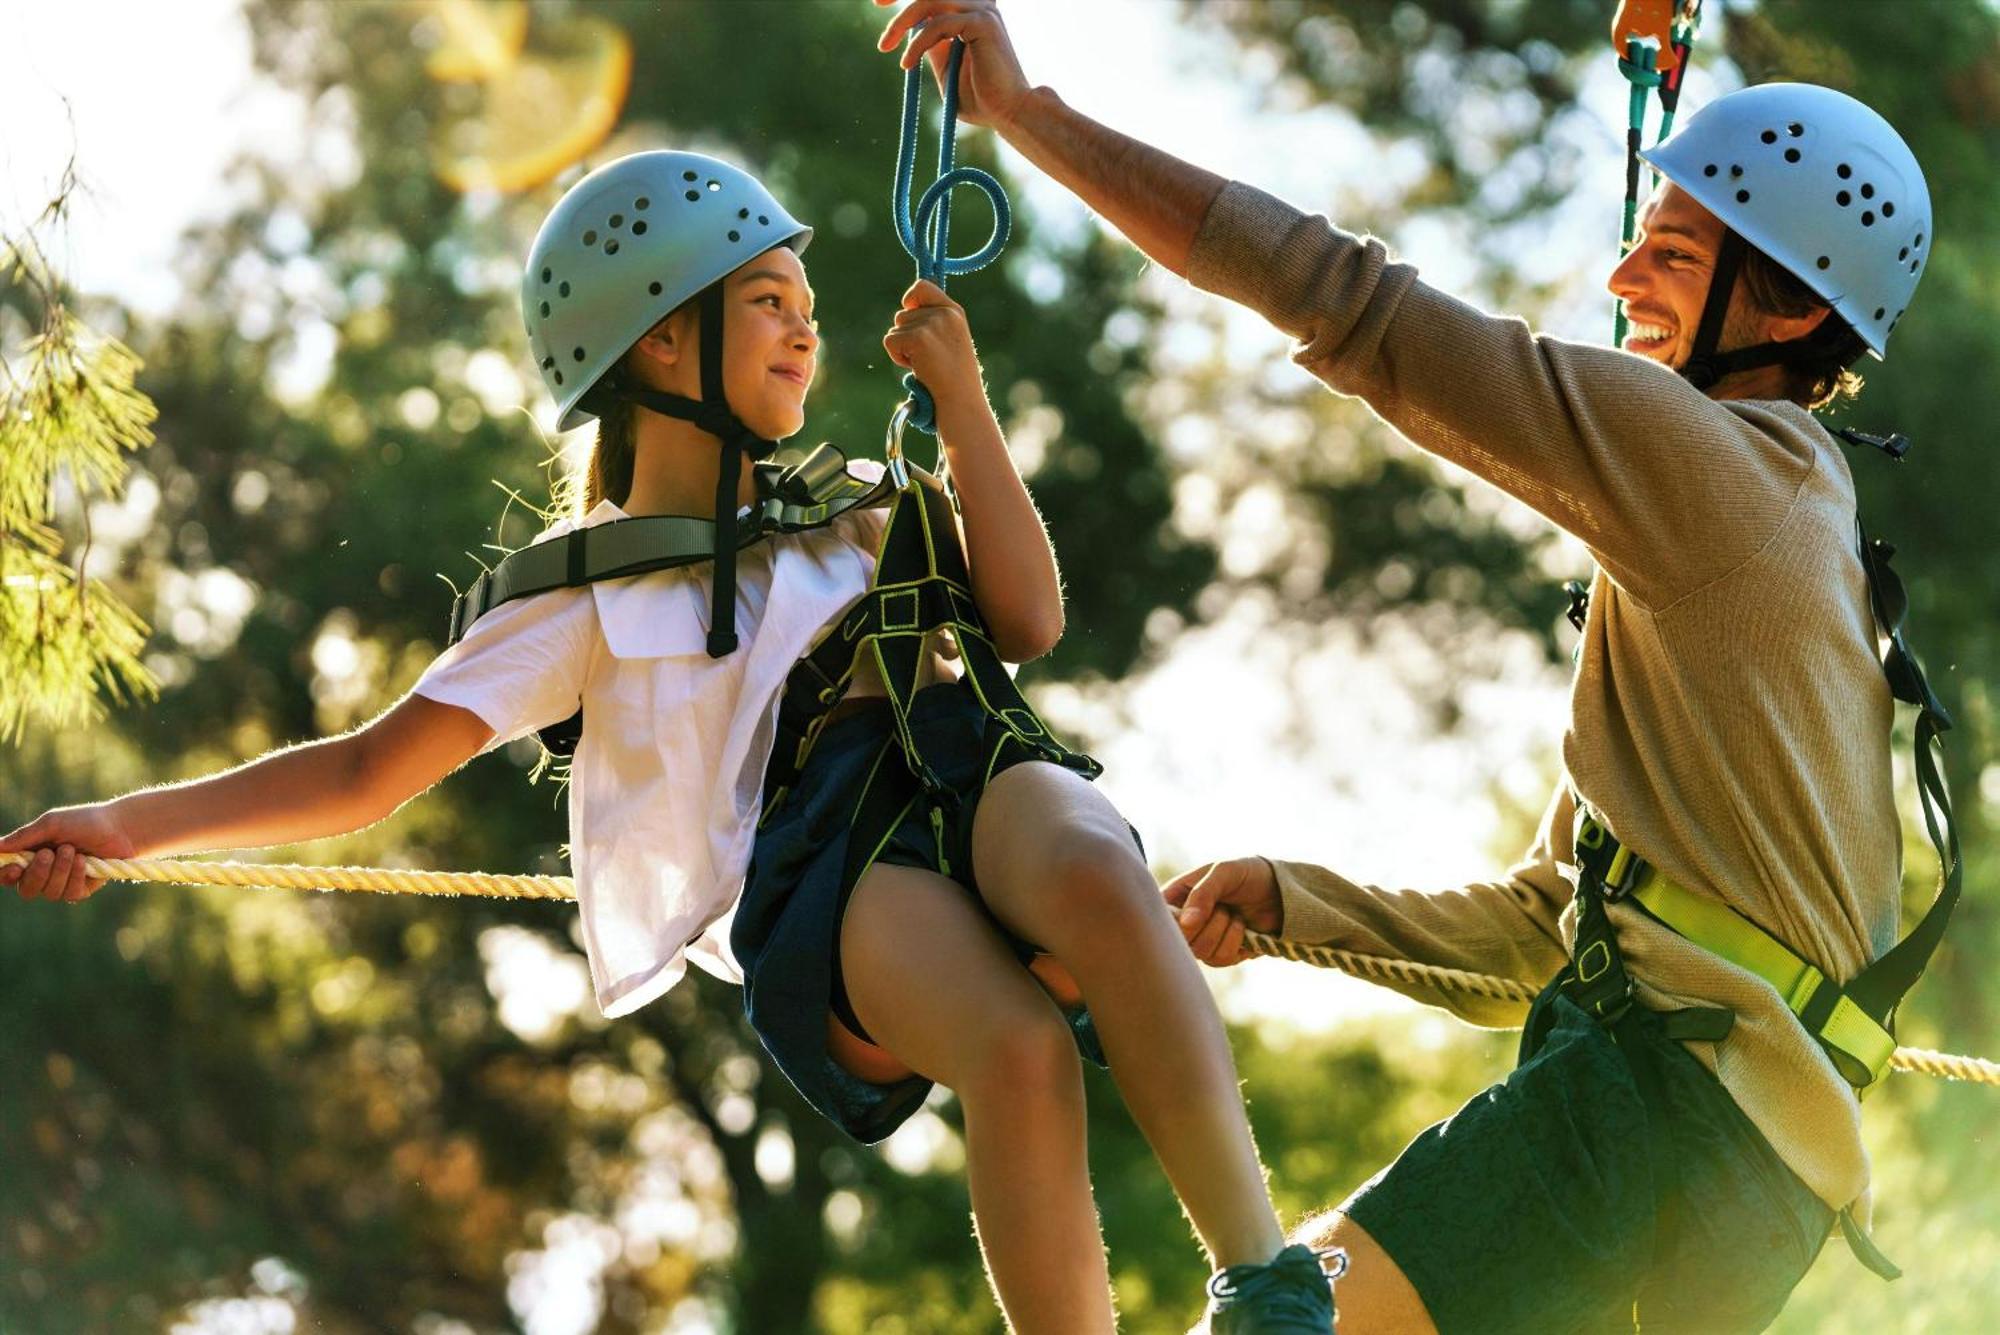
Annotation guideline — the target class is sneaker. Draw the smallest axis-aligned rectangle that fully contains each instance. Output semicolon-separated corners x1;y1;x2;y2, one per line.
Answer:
1205;1243;1345;1333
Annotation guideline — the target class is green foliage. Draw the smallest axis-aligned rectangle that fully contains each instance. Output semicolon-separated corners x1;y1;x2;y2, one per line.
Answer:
1;226;160;741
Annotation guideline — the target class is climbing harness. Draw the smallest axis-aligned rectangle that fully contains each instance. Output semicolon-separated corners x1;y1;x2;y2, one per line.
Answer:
759;402;1098;888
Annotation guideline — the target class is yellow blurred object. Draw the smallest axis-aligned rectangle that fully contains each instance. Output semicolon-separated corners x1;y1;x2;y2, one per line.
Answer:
422;0;528;83
432;15;633;194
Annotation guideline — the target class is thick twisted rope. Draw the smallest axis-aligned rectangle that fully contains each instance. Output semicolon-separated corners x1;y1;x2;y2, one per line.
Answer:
7;851;1993;1086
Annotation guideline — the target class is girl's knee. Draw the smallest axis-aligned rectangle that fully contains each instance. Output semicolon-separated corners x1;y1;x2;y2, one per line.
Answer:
1038;825;1156;932
953;1005;1082;1109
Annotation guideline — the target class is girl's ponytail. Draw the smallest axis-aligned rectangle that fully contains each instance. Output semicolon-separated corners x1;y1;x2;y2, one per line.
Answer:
580;383;636;516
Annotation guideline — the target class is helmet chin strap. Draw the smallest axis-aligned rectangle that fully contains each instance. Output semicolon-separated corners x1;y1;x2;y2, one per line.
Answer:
587;283;779;657
1678;229;1845;393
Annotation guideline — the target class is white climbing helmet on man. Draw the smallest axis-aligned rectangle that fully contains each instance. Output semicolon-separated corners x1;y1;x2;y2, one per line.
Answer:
1640;82;1930;385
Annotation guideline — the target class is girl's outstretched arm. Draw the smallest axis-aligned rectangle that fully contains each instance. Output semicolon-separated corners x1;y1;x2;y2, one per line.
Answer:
2;693;493;902
882;279;1064;661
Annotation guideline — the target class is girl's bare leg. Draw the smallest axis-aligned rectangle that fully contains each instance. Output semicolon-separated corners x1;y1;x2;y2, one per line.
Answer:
841;861;1116;1334
973;761;1286;1269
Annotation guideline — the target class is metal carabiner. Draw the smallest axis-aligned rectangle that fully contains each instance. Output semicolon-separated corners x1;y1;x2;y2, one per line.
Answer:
884;397;914;490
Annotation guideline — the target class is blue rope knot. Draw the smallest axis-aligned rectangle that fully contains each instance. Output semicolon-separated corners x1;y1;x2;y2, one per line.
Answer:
892;35;1011;435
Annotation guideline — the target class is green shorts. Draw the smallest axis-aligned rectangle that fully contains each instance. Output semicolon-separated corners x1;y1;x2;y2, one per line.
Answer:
1343;985;1834;1334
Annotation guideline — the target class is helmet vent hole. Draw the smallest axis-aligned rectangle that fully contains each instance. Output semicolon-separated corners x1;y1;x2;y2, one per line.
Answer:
554;371;565;386
728;230;740;242
610;213;624;228
1836;191;1851;207
1910;259;1920;273
649;281;663;295
633;220;647;235
1815;256;1830;270
738;207;750;219
1837;163;1853;179
758;215;769;226
1860;183;1874;199
1874;307;1885;321
1860;212;1874;227
1898;247;1909;261
1784;148;1801;164
683;171;697;182
1881;202;1894;218
559;281;571;297
573;347;585;362
636;197;650;210
1736;189;1750;204
541;266;552;284
1729;164;1743;177
1760;129;1777;144
539;302;550;318
1703;163;1718;177
706;180;720;192
686;190;700;202
605;239;620;254
1915;233;1923;246
583;229;597;245
541;356;554;369
1787;123;1804;137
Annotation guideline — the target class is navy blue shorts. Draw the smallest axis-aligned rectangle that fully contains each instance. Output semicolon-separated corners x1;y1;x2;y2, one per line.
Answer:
732;679;1110;1144
1343;985;1834;1333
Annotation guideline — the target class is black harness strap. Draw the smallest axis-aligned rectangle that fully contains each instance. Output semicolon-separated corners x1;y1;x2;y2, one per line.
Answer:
1843;520;1961;1026
446;444;894;758
761;474;1098;900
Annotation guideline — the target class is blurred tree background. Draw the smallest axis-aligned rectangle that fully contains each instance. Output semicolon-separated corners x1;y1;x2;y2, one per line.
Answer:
1;1;1994;1331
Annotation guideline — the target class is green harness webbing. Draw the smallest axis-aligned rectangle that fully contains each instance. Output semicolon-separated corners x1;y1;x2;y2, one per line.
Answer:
446;443;895;755
761;405;1099;887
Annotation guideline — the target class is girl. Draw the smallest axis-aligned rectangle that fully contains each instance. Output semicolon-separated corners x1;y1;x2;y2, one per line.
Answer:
2;151;1334;1330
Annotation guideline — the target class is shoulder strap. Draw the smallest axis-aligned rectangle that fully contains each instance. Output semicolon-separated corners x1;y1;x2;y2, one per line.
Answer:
1844;517;1962;1026
445;443;894;647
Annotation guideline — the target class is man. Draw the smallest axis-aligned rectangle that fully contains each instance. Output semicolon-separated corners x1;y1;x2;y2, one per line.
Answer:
875;2;1938;1330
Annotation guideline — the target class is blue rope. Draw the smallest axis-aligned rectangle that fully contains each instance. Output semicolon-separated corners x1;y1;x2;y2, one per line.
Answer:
892;37;1011;432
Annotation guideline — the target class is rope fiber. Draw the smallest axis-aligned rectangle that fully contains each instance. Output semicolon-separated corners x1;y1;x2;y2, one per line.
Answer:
8;851;1993;1087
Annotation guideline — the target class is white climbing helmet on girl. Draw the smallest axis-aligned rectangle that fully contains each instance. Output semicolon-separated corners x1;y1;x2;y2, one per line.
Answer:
522;151;812;430
1641;82;1930;357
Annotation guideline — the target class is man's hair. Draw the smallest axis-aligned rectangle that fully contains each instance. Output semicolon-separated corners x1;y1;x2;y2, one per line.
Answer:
1738;244;1870;410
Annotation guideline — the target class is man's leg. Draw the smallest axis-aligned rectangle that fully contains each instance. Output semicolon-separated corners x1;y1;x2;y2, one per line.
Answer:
1291;1211;1436;1335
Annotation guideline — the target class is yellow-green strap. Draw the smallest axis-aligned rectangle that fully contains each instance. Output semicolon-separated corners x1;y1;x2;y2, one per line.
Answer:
1633;876;1896;1088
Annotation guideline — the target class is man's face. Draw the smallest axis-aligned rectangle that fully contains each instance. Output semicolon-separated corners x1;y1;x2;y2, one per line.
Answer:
1606;182;1738;370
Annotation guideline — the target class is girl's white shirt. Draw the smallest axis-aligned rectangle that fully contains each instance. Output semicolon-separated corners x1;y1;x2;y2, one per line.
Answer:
413;461;891;1019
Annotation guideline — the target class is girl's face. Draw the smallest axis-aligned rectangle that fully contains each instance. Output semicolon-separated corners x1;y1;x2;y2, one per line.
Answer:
634;246;820;441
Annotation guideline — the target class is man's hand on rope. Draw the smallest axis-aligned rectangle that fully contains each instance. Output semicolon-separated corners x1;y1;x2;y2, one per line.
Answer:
1;803;135;904
1162;857;1285;968
877;0;1031;133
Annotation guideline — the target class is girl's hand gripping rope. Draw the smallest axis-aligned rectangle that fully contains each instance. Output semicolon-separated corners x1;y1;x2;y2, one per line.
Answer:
1;803;134;903
877;0;1031;133
1162;857;1284;968
882;279;985;425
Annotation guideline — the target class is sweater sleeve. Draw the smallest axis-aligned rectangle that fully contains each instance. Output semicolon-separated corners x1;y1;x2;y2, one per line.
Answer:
1185;181;1821;610
1270;783;1578;1028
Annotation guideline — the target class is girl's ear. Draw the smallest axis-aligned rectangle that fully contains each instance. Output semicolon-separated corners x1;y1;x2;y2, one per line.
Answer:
631;310;689;372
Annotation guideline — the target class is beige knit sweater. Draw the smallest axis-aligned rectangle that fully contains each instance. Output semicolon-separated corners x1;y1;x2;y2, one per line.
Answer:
1186;181;1903;1215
